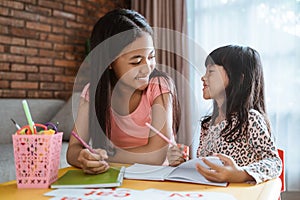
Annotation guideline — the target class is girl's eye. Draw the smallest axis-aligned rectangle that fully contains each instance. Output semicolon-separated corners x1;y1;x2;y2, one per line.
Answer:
130;59;142;65
149;55;155;60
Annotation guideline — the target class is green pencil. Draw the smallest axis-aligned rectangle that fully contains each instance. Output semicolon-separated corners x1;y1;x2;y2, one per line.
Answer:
22;100;35;134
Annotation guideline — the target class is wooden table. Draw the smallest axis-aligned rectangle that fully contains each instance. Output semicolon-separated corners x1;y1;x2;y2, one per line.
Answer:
0;165;281;200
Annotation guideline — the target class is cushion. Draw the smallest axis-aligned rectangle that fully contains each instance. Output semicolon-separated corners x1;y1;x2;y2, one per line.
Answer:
50;93;81;141
0;99;65;144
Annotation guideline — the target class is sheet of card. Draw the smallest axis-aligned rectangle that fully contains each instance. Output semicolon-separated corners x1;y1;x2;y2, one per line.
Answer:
45;188;237;200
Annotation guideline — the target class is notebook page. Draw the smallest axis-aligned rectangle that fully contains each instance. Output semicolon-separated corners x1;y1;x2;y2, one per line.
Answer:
166;157;227;186
178;156;223;169
125;164;174;180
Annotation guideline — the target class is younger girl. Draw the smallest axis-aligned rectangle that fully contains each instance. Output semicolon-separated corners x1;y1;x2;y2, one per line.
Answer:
168;45;282;184
67;9;180;174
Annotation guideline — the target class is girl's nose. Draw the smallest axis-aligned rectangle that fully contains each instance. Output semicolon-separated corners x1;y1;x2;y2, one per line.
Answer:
140;59;153;74
139;63;151;74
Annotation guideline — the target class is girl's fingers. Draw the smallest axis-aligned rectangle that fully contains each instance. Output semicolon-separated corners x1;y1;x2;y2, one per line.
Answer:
83;161;110;174
95;149;108;160
214;153;233;166
196;163;221;182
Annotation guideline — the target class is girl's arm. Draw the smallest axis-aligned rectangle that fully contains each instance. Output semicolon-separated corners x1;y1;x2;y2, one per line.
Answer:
240;111;282;184
108;92;173;165
196;110;282;183
66;98;109;174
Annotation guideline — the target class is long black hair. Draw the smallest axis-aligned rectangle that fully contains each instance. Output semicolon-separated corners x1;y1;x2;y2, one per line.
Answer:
201;45;270;142
89;9;180;151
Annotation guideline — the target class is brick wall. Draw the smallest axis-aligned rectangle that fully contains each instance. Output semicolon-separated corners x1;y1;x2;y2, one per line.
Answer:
0;0;130;100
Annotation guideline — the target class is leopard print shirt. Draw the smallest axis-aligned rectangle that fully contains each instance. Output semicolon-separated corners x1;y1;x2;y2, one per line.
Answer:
197;109;282;184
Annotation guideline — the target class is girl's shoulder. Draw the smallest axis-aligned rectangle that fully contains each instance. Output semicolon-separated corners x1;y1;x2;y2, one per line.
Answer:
148;76;174;91
248;109;268;130
248;109;264;120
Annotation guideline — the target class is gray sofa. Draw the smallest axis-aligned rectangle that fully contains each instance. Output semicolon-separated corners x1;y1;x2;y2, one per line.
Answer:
0;94;80;183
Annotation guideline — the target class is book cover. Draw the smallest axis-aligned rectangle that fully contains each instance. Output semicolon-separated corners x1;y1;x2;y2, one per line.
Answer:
51;166;125;189
124;157;227;187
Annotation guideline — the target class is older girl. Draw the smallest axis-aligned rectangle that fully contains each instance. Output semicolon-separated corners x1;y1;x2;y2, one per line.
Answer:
67;9;180;174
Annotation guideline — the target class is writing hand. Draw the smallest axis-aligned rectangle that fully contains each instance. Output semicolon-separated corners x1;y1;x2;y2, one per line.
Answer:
167;145;185;166
195;153;254;183
78;149;109;174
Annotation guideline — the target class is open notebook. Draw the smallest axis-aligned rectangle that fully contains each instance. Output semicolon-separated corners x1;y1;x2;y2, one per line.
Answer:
125;157;227;187
51;167;125;189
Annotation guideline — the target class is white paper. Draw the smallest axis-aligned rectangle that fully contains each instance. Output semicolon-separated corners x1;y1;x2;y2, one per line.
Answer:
45;188;237;200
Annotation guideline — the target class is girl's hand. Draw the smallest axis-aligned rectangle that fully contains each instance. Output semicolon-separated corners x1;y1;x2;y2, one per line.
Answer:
195;153;254;183
167;145;185;166
77;149;109;174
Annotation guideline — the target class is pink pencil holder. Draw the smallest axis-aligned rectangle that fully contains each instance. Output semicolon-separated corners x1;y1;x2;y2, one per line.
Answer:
12;132;63;188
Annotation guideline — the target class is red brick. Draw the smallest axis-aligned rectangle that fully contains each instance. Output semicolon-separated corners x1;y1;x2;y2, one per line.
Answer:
0;16;24;27
25;4;51;16
54;75;74;83
0;0;24;10
64;5;85;15
53;10;75;20
0;7;9;16
0;80;9;88
39;49;64;58
53;43;74;51
77;0;99;11
40;33;64;43
26;21;51;32
52;26;74;35
65;82;76;90
0;36;25;46
28;73;53;81
66;21;87;29
10;27;40;39
11;46;38;56
11;81;38;89
26;57;52;65
0;0;130;99
11;64;38;72
65;67;79;76
0;71;26;80
0;63;10;71
39;66;64;74
28;90;53;98
54;59;77;67
39;15;64;26
64;52;76;60
75;45;85;54
40;82;64;90
63;0;76;6
64;36;85;45
26;39;52;49
0;26;9;34
0;54;25;63
54;91;72;100
0;89;26;98
10;10;39;21
38;0;63;10
17;0;37;4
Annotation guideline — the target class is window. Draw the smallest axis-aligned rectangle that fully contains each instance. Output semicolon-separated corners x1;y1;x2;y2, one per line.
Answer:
187;0;300;190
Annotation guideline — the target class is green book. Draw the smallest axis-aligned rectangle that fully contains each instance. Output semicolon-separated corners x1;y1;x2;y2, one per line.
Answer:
51;167;125;189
